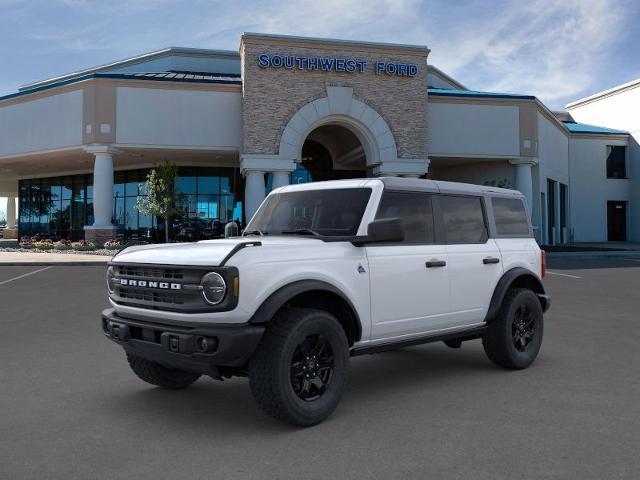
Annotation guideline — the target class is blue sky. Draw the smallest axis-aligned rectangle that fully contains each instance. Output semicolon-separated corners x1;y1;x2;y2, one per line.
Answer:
1;0;639;108
1;0;640;217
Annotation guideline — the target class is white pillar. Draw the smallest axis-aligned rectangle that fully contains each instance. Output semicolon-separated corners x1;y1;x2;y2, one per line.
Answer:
83;145;118;244
91;152;115;227
271;171;290;190
244;170;266;222
6;195;16;229
510;158;538;217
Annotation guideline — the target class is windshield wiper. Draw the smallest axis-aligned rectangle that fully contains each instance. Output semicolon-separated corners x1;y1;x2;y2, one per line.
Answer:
280;228;322;237
243;229;267;236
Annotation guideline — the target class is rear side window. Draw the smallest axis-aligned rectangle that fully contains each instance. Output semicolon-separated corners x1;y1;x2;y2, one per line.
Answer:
492;197;530;236
375;191;434;243
440;195;487;244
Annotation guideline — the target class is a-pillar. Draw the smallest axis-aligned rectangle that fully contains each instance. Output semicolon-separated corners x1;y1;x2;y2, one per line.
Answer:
84;145;118;245
241;154;295;222
510;158;538;217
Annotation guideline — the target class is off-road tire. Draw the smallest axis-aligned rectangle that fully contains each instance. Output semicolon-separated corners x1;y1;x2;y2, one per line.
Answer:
249;307;349;427
482;288;544;369
126;353;201;389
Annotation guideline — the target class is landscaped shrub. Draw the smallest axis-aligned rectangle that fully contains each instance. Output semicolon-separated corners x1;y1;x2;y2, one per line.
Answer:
54;239;73;250
70;240;96;251
103;239;125;250
33;239;54;250
19;237;34;249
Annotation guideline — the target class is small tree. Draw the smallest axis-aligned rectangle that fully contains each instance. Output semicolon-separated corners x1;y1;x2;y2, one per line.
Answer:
136;160;178;243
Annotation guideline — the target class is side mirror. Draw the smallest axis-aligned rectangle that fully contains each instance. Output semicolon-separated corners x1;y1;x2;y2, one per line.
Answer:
352;218;404;246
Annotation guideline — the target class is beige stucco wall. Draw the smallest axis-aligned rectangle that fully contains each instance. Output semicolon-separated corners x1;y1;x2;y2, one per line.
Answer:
240;35;429;161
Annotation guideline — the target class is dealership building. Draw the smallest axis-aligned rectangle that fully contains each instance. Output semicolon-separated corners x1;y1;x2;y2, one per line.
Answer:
0;33;637;244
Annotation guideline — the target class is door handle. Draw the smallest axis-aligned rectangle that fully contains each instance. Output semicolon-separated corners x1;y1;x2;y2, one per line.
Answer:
426;260;446;268
483;257;500;264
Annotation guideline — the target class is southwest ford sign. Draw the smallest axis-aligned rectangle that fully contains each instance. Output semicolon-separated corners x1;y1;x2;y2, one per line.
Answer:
257;54;418;77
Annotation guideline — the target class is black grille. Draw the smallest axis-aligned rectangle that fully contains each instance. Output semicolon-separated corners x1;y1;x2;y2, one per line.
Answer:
115;265;184;280
109;263;239;313
118;287;185;305
110;264;209;312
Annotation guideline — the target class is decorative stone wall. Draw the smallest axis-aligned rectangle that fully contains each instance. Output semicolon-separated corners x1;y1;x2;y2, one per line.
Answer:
240;34;429;162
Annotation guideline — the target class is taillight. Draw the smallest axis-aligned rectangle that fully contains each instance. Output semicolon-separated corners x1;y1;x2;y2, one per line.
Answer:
540;250;546;278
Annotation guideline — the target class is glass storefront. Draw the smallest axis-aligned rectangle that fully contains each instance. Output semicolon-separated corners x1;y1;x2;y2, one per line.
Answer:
19;166;244;242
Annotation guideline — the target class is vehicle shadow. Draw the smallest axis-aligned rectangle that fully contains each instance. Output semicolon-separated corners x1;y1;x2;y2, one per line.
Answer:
104;343;502;432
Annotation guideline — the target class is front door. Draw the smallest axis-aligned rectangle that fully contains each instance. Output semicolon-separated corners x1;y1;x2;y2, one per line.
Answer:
607;201;627;241
367;191;451;341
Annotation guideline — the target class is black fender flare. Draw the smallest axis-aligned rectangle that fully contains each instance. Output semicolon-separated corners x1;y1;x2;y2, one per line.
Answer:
248;280;363;341
484;268;549;323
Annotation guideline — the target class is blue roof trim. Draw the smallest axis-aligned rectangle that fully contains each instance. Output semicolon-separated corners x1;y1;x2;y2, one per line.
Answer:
0;72;242;102
562;121;628;135
428;87;536;100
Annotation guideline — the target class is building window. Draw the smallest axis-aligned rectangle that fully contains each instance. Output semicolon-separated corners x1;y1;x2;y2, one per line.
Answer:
18;167;245;242
606;146;626;179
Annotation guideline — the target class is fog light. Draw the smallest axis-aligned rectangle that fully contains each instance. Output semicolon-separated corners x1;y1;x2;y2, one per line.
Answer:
195;336;218;353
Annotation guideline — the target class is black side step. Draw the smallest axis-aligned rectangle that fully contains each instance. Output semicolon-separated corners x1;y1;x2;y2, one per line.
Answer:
351;325;486;356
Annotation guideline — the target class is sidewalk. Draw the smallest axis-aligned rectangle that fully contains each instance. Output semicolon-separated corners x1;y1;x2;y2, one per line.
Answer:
0;251;113;266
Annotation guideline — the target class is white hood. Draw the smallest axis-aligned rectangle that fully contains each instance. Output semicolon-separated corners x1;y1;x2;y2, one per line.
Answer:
111;236;322;266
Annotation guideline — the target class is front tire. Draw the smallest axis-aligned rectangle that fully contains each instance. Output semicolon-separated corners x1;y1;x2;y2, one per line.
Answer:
249;307;349;427
126;354;201;389
482;288;544;369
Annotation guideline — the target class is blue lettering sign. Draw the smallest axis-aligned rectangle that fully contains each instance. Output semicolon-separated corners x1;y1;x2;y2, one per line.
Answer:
256;54;417;77
320;57;335;71
258;54;269;68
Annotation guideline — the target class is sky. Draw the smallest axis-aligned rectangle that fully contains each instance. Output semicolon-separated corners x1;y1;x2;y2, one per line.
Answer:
1;0;640;216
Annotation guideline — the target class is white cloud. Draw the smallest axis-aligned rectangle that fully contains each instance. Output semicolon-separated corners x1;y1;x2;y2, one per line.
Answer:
425;0;630;108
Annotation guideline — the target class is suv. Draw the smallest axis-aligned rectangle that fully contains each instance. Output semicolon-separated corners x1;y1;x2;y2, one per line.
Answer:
102;178;550;426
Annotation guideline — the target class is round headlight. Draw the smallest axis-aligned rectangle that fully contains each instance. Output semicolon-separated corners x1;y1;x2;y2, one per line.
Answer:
106;266;115;294
201;272;226;305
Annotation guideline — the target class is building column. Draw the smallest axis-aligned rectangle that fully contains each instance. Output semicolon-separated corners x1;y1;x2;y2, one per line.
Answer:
2;195;18;241
84;145;118;245
243;170;266;222
271;171;290;190
241;154;295;222
6;195;16;229
510;158;538;216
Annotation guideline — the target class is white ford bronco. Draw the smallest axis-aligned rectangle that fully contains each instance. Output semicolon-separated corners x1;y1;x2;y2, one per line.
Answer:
103;178;550;426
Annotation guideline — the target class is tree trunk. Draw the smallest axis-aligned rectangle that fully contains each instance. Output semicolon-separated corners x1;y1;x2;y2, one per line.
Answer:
164;216;170;243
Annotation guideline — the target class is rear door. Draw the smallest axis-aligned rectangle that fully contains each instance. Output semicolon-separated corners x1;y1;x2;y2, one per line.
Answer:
366;191;451;340
439;194;503;326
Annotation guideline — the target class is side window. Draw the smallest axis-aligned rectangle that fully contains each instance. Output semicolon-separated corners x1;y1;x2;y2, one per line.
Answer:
440;195;487;244
375;191;434;243
606;145;626;179
492;197;530;236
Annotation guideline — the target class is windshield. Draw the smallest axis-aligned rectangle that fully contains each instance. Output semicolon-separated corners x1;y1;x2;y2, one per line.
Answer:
245;188;372;237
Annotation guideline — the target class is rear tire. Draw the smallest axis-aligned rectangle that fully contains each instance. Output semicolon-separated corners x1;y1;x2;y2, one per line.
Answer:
126;353;201;389
249;307;349;427
482;288;544;369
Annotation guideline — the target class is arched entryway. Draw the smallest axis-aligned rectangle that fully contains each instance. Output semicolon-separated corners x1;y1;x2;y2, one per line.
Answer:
295;124;367;183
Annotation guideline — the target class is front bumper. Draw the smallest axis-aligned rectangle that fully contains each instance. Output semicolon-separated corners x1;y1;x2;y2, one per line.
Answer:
102;308;264;374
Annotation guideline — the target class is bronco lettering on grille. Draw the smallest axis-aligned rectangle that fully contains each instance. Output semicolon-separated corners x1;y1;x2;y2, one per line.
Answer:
119;279;182;290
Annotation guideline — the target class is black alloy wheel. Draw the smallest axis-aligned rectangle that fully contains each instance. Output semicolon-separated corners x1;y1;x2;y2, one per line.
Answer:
290;334;335;401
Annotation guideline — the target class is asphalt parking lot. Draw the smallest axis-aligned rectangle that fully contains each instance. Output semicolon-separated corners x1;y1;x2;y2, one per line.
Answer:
1;257;640;479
